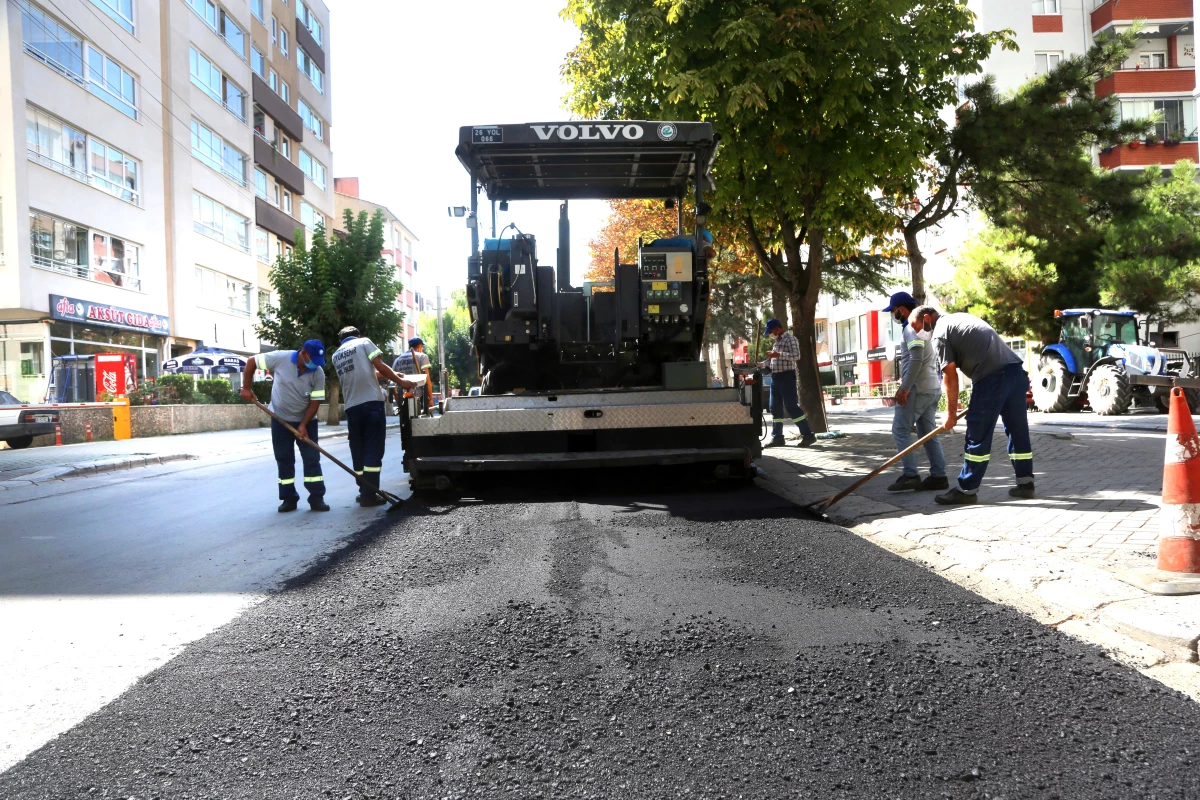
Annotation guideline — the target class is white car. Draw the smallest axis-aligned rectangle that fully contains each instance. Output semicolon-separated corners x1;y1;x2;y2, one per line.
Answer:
0;391;60;449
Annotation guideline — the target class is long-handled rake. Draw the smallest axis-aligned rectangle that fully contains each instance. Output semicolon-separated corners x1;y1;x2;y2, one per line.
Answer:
250;397;407;514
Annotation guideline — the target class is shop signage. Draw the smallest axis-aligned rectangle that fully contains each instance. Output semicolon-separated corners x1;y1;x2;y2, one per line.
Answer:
867;346;893;362
833;352;858;366
50;294;169;336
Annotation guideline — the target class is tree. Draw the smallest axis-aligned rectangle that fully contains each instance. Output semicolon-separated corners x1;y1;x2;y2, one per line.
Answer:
1098;161;1200;335
418;289;478;393
564;0;999;431
586;199;681;284
256;210;405;424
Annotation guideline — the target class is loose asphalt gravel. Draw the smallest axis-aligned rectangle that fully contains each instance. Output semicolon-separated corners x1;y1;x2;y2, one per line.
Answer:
3;472;1198;799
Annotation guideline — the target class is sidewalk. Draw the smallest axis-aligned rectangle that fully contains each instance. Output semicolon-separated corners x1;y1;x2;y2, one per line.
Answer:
0;421;395;487
757;408;1200;699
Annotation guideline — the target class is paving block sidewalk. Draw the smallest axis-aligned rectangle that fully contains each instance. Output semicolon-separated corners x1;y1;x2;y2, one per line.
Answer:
757;408;1200;698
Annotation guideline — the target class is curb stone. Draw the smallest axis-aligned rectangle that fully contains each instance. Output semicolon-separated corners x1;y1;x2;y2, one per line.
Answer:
755;454;1200;701
0;453;198;488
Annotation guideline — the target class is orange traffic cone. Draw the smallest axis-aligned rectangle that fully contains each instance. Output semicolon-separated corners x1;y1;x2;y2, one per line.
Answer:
1160;387;1200;574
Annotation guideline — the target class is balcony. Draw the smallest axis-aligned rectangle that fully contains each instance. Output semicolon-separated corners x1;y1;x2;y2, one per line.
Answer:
251;74;304;142
1092;0;1194;32
1096;67;1195;97
254;135;306;195
1099;140;1199;168
255;197;300;244
295;22;325;72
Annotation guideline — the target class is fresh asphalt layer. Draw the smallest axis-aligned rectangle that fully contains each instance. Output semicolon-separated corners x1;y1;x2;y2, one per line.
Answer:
3;474;1198;799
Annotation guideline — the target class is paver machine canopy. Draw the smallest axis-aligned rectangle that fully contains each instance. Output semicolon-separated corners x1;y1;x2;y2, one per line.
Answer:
454;121;720;394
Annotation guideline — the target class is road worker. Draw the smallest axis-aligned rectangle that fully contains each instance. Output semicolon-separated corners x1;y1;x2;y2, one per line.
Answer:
909;305;1034;505
883;292;947;492
240;340;329;512
332;326;416;506
761;319;817;449
392;337;433;414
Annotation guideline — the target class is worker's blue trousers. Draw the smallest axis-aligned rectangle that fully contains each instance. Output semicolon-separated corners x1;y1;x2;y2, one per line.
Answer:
956;363;1034;493
346;400;386;497
770;369;814;440
272;418;324;501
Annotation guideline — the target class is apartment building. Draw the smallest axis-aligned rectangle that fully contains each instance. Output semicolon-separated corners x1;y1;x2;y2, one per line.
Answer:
333;177;420;355
0;0;333;402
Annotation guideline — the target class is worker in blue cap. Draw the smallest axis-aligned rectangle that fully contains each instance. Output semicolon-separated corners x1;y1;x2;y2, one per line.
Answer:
240;339;330;512
761;318;817;448
882;291;948;491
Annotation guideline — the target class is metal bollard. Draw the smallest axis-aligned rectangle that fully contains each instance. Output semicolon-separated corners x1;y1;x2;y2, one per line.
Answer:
54;423;62;446
85;421;93;442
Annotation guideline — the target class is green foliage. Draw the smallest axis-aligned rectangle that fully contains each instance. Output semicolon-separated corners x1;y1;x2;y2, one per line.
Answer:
1097;162;1200;326
156;373;195;405
418;289;477;393
940;227;1059;342
256;210;404;411
251;380;273;404
195;378;236;405
128;380;156;407
938;388;973;413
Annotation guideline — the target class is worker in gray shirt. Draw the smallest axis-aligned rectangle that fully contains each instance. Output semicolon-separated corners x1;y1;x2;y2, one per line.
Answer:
882;292;947;492
332;326;416;506
910;306;1033;505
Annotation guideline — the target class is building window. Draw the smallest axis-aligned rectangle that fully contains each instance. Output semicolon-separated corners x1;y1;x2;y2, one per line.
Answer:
298;100;323;140
297;0;322;45
1032;0;1058;13
834;318;858;354
269;68;278;93
30;210;141;291
299;149;326;190
297;47;323;93
300;200;321;230
90;0;134;34
1137;52;1167;70
26;106;140;204
280;81;290;105
275;131;291;159
253;109;266;138
189;47;245;121
269;16;277;45
1034;51;1062;76
185;0;217;29
251;0;263;21
1121;98;1198;141
20;1;85;82
219;9;246;59
251;47;264;77
255;228;270;263
279;28;288;57
282;190;292;214
192;192;249;252
254;168;267;199
190;119;247;185
195;265;252;316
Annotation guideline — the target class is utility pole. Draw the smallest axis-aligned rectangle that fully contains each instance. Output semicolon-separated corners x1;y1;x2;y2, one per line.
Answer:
436;286;447;401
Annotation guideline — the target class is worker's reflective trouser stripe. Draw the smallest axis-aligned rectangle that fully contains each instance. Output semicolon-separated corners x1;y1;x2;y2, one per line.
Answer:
956;363;1034;492
770;369;813;440
346;401;386;495
272;418;325;501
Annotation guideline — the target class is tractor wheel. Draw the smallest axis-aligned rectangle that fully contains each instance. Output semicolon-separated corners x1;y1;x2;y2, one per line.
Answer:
1087;364;1132;416
1032;354;1077;413
1186;387;1200;415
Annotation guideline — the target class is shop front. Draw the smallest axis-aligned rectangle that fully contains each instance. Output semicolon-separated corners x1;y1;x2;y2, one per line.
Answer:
833;351;859;385
0;294;170;403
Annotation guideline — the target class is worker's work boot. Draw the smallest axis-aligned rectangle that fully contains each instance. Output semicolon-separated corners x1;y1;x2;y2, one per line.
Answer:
920;475;950;491
764;438;788;448
934;487;978;505
358;493;386;507
1009;483;1036;499
277;498;299;513
309;499;331;512
887;475;922;492
798;434;818;448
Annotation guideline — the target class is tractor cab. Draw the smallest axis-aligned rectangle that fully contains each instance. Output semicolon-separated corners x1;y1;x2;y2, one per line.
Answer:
1056;309;1139;370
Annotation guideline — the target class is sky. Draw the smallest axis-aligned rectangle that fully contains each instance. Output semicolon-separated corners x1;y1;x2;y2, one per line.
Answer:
326;0;609;302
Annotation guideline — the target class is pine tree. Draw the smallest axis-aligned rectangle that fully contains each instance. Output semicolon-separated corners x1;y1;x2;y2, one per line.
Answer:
256;209;405;424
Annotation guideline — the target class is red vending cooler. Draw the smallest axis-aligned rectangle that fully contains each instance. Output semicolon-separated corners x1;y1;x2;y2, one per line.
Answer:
95;353;138;397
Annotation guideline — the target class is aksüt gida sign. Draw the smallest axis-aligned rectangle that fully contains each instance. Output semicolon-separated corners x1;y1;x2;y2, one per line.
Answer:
50;294;169;335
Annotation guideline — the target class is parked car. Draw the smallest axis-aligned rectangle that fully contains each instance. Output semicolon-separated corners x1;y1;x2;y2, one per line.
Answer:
0;391;60;450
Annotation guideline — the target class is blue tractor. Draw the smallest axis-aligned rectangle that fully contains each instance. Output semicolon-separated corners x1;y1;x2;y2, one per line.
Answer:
1032;309;1200;415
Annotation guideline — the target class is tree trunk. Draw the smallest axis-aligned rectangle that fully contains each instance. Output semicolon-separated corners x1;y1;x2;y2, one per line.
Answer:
325;379;341;426
905;229;927;304
771;283;789;326
791;295;828;434
717;338;730;387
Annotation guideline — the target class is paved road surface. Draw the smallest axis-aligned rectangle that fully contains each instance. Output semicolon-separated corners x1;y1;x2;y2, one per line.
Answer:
0;431;407;771
3;475;1197;798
